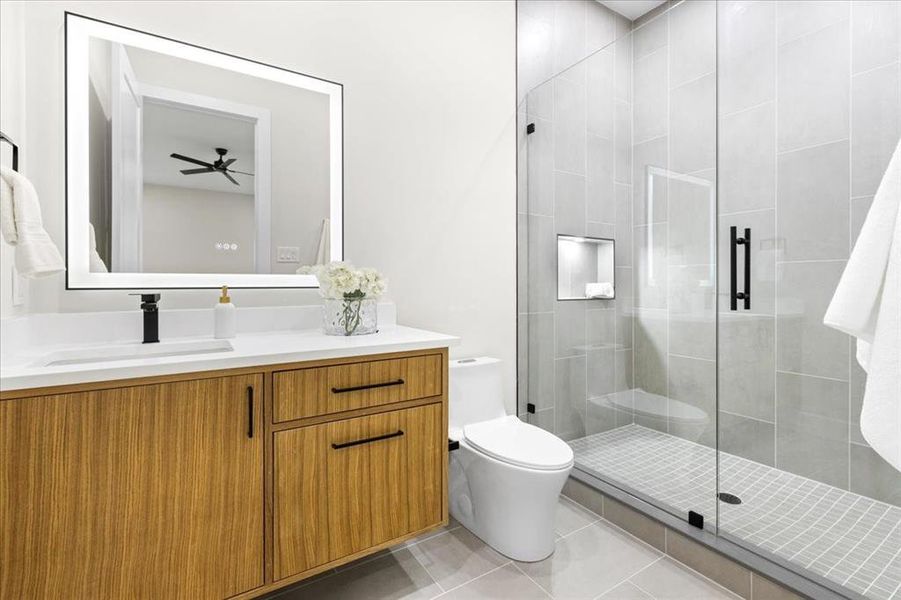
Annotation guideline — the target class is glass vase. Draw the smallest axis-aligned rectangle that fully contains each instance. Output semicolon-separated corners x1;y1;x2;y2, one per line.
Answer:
322;297;378;336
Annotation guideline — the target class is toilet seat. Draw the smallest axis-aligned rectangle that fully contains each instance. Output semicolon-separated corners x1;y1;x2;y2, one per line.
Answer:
463;416;574;471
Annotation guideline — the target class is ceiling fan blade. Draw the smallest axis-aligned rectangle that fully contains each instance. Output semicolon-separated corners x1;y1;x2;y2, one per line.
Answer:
180;167;215;175
223;171;240;186
170;153;214;168
221;158;236;168
226;168;255;176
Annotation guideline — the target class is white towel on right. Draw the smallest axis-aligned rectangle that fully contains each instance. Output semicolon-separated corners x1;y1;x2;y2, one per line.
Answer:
824;139;901;471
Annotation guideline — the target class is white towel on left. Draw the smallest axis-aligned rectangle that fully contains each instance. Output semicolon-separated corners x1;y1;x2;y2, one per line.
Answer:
824;139;901;471
0;166;65;278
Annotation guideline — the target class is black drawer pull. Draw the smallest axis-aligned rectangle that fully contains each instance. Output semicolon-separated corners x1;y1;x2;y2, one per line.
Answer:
331;379;405;394
247;386;254;439
331;430;405;450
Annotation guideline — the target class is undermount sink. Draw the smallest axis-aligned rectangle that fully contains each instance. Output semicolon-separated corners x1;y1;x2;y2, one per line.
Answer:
34;339;234;367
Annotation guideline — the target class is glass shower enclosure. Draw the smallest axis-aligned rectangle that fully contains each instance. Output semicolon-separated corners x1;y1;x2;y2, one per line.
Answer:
518;2;901;599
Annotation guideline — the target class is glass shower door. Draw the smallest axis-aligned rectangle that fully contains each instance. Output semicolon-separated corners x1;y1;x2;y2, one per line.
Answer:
715;2;901;598
521;0;720;532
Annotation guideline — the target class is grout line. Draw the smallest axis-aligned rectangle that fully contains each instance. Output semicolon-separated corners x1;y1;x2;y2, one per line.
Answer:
849;58;900;79
775;369;849;384
776;136;849;157
718;98;775;120
428;561;511;598
591;556;665;600
509;561;555;599
774;258;848;264
776;16;849;49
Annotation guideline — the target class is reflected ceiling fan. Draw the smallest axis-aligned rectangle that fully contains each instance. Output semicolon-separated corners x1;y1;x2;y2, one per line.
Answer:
169;147;254;186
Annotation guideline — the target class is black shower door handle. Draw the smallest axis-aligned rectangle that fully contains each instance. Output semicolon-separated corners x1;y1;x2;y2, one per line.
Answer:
730;226;751;311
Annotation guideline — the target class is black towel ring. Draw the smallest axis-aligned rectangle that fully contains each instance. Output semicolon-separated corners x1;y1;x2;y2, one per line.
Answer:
0;130;19;172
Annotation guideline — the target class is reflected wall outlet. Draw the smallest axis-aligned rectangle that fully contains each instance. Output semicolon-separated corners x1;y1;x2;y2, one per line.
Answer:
277;246;300;263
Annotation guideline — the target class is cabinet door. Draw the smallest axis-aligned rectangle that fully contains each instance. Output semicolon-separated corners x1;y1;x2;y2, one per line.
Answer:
0;375;264;600
327;403;443;562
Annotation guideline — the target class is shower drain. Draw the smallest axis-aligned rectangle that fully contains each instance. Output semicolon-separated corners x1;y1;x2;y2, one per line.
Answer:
718;492;742;505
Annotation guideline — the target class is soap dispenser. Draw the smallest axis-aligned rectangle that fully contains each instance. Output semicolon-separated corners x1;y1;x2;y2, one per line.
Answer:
214;285;236;339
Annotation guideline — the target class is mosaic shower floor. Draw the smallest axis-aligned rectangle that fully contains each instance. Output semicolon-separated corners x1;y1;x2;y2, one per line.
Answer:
570;424;901;600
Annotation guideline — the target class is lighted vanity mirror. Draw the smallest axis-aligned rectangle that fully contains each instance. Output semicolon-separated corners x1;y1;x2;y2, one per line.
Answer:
65;13;342;289
557;235;615;300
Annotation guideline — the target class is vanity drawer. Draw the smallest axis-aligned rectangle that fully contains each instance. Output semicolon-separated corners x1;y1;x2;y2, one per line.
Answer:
273;353;443;422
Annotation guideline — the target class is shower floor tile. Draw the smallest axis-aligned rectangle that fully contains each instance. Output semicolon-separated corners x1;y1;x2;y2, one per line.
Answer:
570;424;901;600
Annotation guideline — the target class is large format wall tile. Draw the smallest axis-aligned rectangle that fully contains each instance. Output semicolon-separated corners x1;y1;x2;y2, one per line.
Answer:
634;308;668;397
587;134;615;223
850;354;867;445
719;102;776;215
614;34;632;103
527;215;556;313
528;312;555;411
776;260;849;380
776;0;849;45
718;0;776;115
615;100;633;185
668;176;715;267
777;140;850;261
553;0;587;76
588;347;616;399
615;184;633;267
719;314;775;422
851;0;900;74
556;355;588;441
718;209;776;316
634;49;669;143
668;265;715;360
720;411;776;466
670;73;716;175
517;213;529;310
556;300;587;357
526;114;554;216
518;12;554;103
777;20;850;152
633;136;668;225
633;9;668;61
554;77;587;173
668;0;715;88
587;47;615;140
555;171;587;235
850;443;901;507
851;63;901;198
776;371;850;489
634;223;668;309
667;355;716;447
587;307;615;348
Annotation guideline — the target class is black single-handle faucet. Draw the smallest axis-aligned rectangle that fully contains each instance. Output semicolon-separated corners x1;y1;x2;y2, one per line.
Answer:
131;293;161;343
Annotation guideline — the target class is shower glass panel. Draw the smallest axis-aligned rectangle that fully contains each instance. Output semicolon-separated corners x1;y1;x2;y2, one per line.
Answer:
522;1;719;531
715;2;901;599
520;1;901;598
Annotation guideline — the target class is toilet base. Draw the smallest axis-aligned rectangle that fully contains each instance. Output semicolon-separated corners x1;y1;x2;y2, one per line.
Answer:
449;440;573;562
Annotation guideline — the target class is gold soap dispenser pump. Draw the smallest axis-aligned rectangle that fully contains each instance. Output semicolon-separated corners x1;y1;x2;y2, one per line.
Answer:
214;285;236;339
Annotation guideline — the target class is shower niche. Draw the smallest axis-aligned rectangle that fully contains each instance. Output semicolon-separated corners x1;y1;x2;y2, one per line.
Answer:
556;235;615;300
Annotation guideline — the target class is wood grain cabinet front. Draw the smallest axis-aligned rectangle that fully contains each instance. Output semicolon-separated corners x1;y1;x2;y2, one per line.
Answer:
0;374;264;600
273;402;444;581
272;353;443;422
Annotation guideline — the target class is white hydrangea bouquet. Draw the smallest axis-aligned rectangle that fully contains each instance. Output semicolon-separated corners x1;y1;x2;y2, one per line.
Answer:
308;262;387;336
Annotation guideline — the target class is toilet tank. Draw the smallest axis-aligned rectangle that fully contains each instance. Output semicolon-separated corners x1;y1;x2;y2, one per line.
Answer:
449;357;507;433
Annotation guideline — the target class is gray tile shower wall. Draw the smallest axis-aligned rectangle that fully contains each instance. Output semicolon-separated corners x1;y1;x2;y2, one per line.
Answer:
718;0;900;505
518;0;633;440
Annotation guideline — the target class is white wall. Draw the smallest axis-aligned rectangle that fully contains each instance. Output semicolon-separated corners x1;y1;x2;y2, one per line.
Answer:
1;1;518;410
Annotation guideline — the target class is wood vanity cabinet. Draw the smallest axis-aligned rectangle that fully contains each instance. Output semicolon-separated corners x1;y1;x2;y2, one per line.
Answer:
0;348;448;600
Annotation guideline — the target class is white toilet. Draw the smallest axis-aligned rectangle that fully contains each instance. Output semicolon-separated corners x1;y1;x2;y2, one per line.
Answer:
448;357;573;562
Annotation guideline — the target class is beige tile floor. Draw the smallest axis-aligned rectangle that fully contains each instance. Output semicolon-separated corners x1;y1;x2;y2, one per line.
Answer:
266;497;741;600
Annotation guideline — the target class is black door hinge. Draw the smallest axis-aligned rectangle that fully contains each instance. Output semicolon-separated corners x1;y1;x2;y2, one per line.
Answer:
526;122;535;135
526;403;536;414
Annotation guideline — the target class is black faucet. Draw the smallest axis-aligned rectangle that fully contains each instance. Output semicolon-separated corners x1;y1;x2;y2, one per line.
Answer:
133;293;161;344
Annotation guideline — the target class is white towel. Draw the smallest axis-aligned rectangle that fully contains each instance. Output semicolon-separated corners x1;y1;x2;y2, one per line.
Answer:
88;222;108;273
315;217;330;265
824;140;901;471
585;281;614;298
0;166;65;278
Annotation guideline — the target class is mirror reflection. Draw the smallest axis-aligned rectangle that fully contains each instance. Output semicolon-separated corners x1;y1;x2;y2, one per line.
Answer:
85;37;336;275
557;235;615;300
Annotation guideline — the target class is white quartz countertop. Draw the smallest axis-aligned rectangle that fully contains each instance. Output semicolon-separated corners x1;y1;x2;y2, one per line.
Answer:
1;325;459;392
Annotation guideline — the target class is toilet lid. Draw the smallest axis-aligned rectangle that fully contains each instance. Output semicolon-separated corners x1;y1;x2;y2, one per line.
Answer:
463;416;574;471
